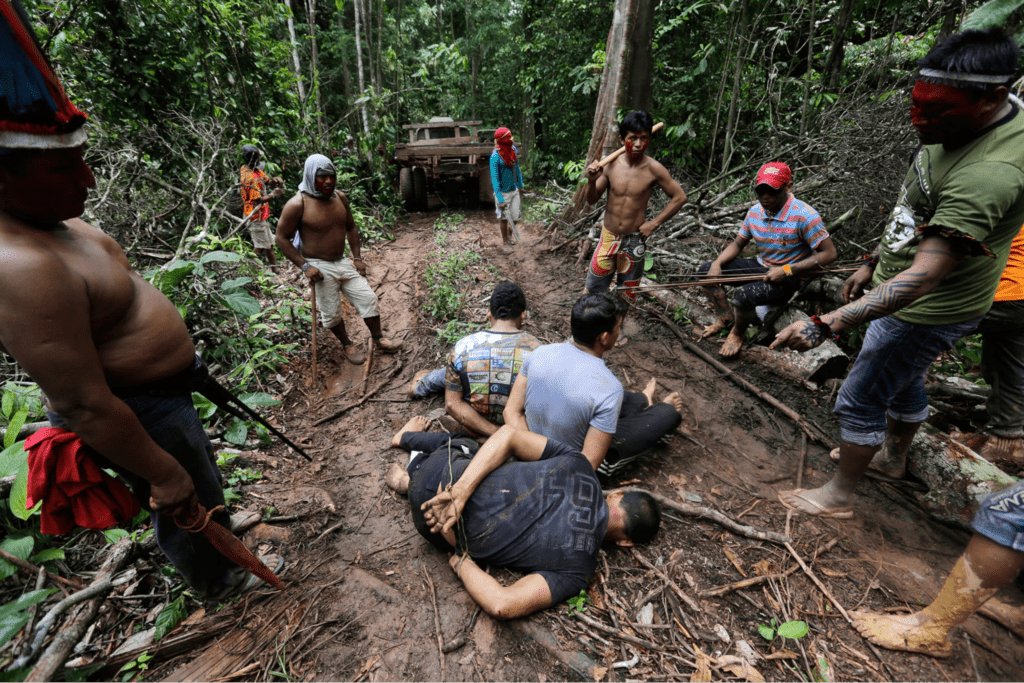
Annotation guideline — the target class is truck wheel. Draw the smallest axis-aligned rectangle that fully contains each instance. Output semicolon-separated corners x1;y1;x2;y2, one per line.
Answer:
400;168;416;211
413;167;427;210
464;180;480;209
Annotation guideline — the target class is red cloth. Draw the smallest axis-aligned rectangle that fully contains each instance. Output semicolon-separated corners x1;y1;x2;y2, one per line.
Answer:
25;427;140;535
494;127;517;169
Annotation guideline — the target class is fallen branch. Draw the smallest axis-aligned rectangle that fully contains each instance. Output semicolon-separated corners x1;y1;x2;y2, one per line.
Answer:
700;537;841;597
313;360;404;426
442;606;482;653
619;488;790;545
0;548;83;590
645;306;837;448
574;611;660;651
423;565;446;680
784;542;851;623
631;548;700;612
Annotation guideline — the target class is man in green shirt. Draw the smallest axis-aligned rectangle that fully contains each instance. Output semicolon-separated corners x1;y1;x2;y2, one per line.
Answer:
771;28;1024;519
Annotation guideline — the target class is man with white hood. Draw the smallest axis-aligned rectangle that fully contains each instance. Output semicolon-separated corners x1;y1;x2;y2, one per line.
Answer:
276;154;402;364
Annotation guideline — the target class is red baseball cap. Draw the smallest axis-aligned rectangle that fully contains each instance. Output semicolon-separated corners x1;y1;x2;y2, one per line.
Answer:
754;162;792;189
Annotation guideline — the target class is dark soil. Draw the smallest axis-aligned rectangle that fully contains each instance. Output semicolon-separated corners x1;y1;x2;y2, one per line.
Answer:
150;206;1024;682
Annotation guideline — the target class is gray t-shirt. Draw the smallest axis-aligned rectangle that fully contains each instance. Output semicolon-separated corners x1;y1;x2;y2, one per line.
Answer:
519;342;623;450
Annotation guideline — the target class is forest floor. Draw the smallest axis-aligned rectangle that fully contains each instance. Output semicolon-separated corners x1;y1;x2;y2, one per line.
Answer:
143;204;1024;682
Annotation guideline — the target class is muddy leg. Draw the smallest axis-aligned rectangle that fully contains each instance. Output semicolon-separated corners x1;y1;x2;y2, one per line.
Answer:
869;415;921;479
499;219;510;245
329;320;366;364
780;440;881;516
720;306;755;358
698;286;733;339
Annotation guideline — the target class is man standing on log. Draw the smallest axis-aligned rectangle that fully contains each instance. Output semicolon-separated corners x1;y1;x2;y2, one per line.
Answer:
0;1;279;600
584;111;687;305
771;29;1024;519
276;154;403;365
697;162;836;357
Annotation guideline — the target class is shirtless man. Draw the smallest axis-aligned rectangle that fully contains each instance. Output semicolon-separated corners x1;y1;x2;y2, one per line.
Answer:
0;5;270;599
276;154;402;365
585;110;687;303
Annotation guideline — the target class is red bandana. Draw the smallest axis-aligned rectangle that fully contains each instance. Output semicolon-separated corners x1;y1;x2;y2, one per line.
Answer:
494;127;517;168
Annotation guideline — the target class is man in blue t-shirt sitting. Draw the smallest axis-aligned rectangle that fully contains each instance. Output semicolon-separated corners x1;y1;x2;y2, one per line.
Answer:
384;416;661;618
697;162;837;358
504;292;683;480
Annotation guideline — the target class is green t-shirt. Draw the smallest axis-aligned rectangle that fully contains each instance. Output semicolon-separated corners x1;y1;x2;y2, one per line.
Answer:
872;106;1024;325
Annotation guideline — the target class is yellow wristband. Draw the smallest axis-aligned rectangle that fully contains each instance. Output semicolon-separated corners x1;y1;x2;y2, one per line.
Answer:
782;264;794;278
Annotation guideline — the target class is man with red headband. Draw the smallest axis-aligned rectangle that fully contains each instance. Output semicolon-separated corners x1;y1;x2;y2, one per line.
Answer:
491;127;524;251
771;28;1024;519
585;111;687;307
697;162;836;357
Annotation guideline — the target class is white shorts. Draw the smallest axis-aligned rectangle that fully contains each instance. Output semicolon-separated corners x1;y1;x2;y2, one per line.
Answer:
495;189;521;222
248;220;274;249
306;257;380;328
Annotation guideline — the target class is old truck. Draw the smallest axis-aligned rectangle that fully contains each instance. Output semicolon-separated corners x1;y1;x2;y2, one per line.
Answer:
395;117;525;211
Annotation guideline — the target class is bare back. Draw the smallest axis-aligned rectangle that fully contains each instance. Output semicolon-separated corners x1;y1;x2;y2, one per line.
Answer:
601;155;663;235
0;217;195;389
277;192;350;261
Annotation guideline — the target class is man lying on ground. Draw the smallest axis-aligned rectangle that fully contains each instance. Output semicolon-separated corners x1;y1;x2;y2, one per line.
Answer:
850;479;1024;657
407;282;540;438
384;417;661;618
771;28;1024;519
584;111;687;309
0;2;280;600
504;292;683;480
276;154;403;365
697;162;836;357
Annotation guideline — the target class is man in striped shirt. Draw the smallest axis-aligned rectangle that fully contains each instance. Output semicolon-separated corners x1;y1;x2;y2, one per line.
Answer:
698;162;836;357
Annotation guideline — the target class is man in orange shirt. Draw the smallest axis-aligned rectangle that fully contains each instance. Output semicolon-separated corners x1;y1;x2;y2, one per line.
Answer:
240;145;283;269
977;225;1024;466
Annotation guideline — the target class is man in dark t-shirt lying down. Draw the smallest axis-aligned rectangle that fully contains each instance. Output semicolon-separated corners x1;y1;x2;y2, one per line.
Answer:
385;416;661;619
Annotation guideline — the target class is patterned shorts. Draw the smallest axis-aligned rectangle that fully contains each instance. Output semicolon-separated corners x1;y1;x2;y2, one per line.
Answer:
585;227;646;301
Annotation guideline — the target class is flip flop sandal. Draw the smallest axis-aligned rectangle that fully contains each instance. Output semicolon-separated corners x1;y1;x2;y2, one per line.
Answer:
778;489;854;519
206;554;286;602
829;448;927;491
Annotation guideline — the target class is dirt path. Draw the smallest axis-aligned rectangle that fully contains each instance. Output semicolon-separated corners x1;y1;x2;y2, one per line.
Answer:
153;208;1024;682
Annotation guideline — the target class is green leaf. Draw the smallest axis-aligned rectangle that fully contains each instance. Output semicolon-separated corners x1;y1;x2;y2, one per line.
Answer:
961;0;1024;30
0;612;31;650
0;536;35;580
10;457;40;521
0;440;26;478
104;529;130;545
153;260;197;292
154;596;187;641
4;409;28;449
225;420;247;445
221;277;253;291
30;549;65;564
777;620;808;639
192;393;218;420
222;292;261;318
757;624;775;641
238;392;280;408
0;589;57;619
200;250;244;265
1;391;13;419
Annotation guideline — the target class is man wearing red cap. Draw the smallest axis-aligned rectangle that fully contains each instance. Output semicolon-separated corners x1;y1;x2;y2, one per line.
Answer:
771;28;1024;520
491;127;524;251
697;162;836;357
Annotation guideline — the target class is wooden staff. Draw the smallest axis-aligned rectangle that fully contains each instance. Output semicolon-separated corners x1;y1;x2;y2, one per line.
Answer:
310;282;318;385
594;122;665;168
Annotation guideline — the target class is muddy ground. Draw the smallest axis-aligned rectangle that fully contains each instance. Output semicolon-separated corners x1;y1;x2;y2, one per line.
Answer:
148;204;1024;682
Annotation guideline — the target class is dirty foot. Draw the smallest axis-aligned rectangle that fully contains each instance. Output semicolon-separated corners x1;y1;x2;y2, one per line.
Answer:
385;463;410;495
662;391;684;414
641;378;658;406
343;343;366;365
778;487;854;519
407;369;431;399
719;330;744;358
849;610;953;658
829;444;907;479
978;435;1024;465
614;334;630;348
698;318;730;341
392;415;431;447
375;337;404;354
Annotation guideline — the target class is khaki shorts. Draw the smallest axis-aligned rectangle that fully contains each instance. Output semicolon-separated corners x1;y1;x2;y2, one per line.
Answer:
248;220;274;249
307;257;380;328
495;189;521;222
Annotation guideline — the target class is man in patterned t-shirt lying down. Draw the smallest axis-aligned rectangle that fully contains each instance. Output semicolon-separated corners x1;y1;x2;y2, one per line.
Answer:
384;417;661;618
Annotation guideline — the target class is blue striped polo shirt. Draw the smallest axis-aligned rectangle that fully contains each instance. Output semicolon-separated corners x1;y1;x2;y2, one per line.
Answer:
739;195;828;266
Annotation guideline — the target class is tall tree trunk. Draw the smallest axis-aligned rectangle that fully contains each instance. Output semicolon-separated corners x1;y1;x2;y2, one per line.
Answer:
306;0;326;142
376;0;384;97
823;0;855;91
936;0;959;44
721;0;749;174
704;26;736;181
336;10;352;104
353;0;371;135
563;0;641;221
625;0;656;112
799;0;817;137
363;0;377;95
284;0;306;102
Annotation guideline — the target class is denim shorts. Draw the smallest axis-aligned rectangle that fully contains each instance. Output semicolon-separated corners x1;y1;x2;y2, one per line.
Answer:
834;314;982;446
972;480;1024;552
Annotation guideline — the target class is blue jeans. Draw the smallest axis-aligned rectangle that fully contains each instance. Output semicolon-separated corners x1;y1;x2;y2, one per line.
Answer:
48;395;242;597
834;315;982;446
412;368;447;398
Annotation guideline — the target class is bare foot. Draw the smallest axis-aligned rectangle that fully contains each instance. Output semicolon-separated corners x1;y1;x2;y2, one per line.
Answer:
778;486;854;519
662;391;684;414
829;443;907;479
849;610;953;658
392;415;431;447
698;318;730;340
719;330;744;358
385;463;410;494
641;378;658;406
